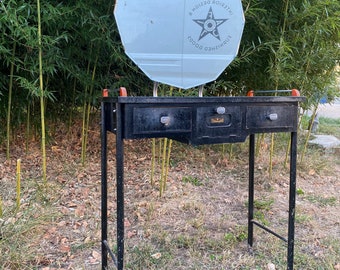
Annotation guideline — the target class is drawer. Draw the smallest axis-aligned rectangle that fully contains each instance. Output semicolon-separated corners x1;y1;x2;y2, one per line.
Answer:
245;105;297;130
195;106;242;138
132;107;192;135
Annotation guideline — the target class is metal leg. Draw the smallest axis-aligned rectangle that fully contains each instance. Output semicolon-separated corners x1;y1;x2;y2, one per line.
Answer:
116;102;125;270
153;82;159;97
101;102;108;270
248;134;255;250
287;132;297;270
198;84;204;97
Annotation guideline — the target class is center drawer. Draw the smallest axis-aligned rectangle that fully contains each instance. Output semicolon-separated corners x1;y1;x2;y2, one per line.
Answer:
195;106;242;138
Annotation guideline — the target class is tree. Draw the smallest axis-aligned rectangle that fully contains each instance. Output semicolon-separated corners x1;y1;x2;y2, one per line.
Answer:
0;0;339;175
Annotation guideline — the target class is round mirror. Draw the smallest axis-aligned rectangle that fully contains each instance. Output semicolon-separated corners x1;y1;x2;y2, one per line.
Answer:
114;0;245;89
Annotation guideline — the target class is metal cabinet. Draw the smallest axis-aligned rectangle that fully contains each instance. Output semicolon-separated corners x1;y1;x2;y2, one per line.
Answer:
101;95;305;270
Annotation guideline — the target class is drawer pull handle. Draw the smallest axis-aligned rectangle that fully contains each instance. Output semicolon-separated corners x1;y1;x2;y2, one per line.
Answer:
216;106;226;114
160;116;171;126
267;113;278;121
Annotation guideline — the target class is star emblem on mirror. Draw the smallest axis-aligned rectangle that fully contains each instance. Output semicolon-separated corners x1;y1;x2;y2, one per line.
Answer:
193;7;228;41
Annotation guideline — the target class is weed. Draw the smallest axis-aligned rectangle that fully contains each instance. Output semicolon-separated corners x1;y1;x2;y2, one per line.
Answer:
70;241;97;253
174;234;194;249
254;211;270;226
297;188;305;195
182;175;203;186
224;232;237;243
146;202;155;222
253;198;274;211
223;225;248;245
190;217;205;229
305;194;337;207
295;213;312;224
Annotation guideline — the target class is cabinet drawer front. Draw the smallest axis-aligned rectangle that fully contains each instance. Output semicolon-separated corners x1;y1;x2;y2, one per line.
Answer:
246;105;297;130
195;106;242;138
133;107;192;135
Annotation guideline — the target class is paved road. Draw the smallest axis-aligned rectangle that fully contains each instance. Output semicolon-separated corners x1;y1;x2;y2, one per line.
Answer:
317;98;340;119
307;98;340;119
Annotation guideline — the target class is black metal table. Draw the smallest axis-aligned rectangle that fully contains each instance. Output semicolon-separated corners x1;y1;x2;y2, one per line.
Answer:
101;96;304;270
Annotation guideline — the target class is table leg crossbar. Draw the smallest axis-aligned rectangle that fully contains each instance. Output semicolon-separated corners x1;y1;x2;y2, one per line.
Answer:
247;133;297;269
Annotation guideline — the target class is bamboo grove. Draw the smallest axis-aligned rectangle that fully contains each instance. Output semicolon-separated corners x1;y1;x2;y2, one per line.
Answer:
1;0;339;180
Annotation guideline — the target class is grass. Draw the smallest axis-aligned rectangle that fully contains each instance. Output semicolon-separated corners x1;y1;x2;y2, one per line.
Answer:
253;198;274;211
123;226;340;269
126;230;246;269
0;178;60;269
301;114;340;138
125;245;173;269
294;212;312;224
1;115;339;269
0;200;56;269
298;146;331;173
304;195;337;207
318;117;340;137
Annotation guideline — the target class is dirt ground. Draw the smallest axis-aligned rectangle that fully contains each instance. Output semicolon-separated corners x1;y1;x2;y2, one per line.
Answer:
1;122;339;269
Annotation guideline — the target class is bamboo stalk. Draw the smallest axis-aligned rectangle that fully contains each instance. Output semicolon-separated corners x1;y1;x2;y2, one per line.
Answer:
301;104;319;162
164;138;173;192
37;0;47;182
158;138;162;163
159;138;168;197
229;144;233;160
81;54;92;165
6;42;16;160
256;133;265;157
161;86;174;194
0;196;3;218
16;159;21;210
81;90;88;165
82;56;98;166
25;103;31;153
284;135;291;169
267;0;290;175
269;133;275;178
151;81;158;186
221;144;226;156
150;138;156;186
68;78;77;134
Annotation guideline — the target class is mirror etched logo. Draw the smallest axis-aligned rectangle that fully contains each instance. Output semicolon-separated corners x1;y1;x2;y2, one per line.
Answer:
187;1;235;52
193;7;228;41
